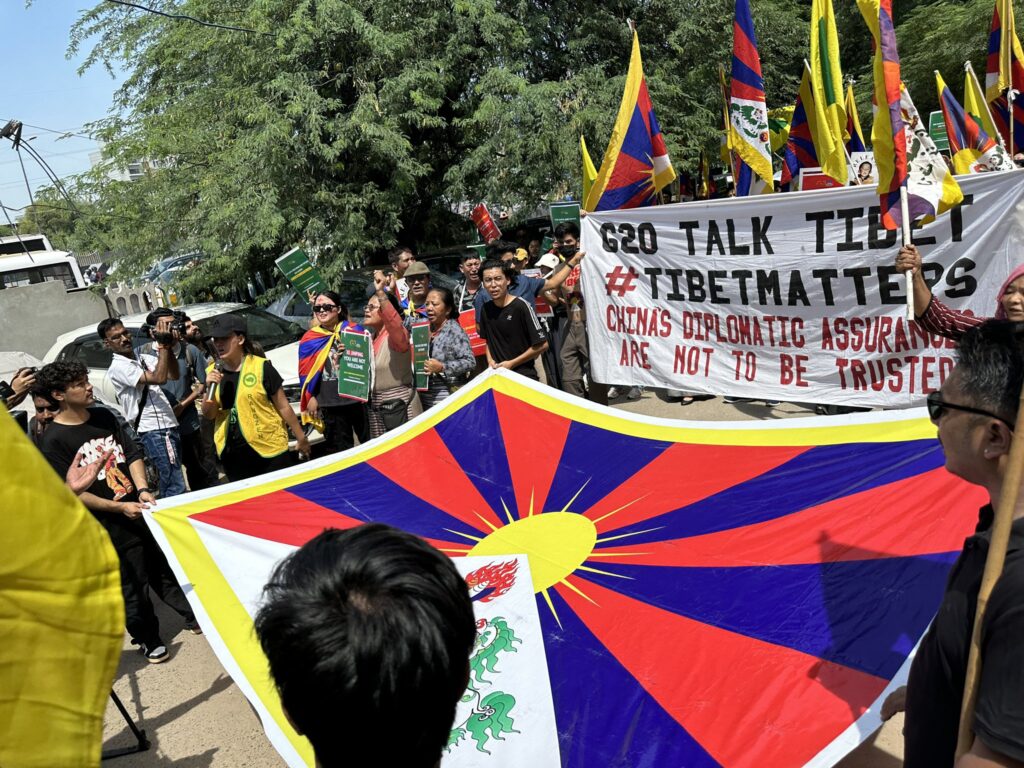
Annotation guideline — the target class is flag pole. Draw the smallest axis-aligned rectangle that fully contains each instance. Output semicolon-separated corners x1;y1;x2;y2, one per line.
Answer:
899;187;914;321
966;61;1005;149
1010;88;1017;159
955;379;1024;758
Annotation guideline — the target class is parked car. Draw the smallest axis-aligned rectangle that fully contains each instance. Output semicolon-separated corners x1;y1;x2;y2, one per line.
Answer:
266;265;458;327
43;302;320;443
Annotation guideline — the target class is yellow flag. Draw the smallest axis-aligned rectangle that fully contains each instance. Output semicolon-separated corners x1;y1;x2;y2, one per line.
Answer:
965;61;1003;147
802;61;847;184
0;412;124;767
581;135;597;206
809;0;848;177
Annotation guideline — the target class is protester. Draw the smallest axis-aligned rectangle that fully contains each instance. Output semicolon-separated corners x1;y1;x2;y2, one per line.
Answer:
201;315;311;482
527;235;542;262
456;251;483;312
363;271;423;438
37;360;200;663
299;291;368;454
478;259;548;379
99;316;187;498
144;309;217;491
552;221;608;405
28;388;59;446
400;261;432;323
896;243;1024;340
253;523;475;768
878;321;1024;767
388;244;417;302
183;316;222;479
472;238;581;319
421;287;475;408
1;367;36;409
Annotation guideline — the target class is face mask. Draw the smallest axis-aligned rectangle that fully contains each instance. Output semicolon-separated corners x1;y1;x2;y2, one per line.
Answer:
559;244;577;258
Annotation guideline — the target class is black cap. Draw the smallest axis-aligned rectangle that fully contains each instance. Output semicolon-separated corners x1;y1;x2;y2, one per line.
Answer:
145;307;174;326
206;314;247;339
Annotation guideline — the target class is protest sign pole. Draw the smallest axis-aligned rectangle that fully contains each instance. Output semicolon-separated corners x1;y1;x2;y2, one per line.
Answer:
899;187;914;321
955;378;1024;758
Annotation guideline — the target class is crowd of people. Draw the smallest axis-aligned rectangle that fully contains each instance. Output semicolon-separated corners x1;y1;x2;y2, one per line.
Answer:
5;230;1024;768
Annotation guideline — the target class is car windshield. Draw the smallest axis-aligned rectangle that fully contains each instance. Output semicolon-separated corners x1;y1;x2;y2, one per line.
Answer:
195;307;304;351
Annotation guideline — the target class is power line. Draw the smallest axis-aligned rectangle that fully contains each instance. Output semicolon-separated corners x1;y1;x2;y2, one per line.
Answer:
0;120;95;141
103;0;272;36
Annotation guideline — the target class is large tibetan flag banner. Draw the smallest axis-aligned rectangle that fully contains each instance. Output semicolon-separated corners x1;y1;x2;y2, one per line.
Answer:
146;370;985;768
936;70;1012;174
857;0;906;229
845;83;867;153
986;0;1024;151
583;31;675;212
809;0;849;182
729;0;774;191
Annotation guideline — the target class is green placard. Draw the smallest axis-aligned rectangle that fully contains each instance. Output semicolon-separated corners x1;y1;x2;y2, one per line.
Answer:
411;321;430;391
275;246;328;300
928;110;950;153
549;202;582;230
540;235;554;253
467;244;487;260
337;330;372;402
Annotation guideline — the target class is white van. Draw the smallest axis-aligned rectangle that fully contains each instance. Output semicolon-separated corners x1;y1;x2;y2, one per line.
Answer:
0;234;85;291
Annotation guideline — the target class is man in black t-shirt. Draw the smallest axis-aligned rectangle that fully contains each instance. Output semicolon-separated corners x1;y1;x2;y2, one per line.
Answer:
881;322;1024;767
37;360;199;664
478;259;548;380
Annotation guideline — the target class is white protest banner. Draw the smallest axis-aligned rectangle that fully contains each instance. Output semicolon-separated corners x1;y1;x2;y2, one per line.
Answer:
580;171;1024;406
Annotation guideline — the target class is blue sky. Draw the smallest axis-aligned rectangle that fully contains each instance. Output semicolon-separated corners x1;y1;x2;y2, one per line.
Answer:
0;3;123;217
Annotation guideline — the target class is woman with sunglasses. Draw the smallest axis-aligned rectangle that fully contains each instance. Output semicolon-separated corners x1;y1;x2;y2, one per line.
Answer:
421;287;475;409
896;244;1024;340
298;291;368;454
362;271;422;438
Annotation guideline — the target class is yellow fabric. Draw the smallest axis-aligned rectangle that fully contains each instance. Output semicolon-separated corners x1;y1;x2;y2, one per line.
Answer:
768;105;795;152
810;0;849;153
845;84;866;148
988;0;1017;101
209;354;289;459
581;135;597;205
0;411;123;768
965;62;1002;146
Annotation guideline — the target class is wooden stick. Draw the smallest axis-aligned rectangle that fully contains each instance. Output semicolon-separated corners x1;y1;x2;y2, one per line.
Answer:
900;187;914;321
955;380;1024;758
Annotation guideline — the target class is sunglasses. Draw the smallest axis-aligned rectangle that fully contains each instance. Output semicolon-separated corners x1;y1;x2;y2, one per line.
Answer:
313;304;338;313
925;391;1014;430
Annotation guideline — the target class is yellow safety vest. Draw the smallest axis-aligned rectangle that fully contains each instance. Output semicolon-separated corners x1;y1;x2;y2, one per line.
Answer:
207;354;289;459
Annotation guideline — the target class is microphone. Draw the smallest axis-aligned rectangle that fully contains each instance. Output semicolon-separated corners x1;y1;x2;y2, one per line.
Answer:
207;361;224;402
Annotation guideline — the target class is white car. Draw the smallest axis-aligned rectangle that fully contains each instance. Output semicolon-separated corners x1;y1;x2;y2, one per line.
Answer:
43;302;320;442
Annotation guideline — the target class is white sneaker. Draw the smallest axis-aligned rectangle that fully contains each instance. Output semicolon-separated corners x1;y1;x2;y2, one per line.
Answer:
627;386;643;400
607;387;621;399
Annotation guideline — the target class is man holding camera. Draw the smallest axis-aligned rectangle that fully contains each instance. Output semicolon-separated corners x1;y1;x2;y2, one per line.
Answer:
99;315;186;498
144;309;218;490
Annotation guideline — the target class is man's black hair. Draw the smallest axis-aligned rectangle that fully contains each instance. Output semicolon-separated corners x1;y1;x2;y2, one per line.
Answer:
460;250;482;263
480;258;516;281
485;239;518;261
144;307;174;326
387;245;413;267
254;524;475;768
553;221;580;240
956;320;1024;423
37;360;88;396
96;317;124;340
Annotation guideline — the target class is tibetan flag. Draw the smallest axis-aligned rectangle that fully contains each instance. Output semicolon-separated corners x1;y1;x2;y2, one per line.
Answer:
780;70;824;187
965;61;1003;147
845;84;867;153
584;31;676;212
985;0;1024;150
936;70;1012;174
729;0;774;190
144;369;987;768
581;136;598;206
810;0;849;180
768;106;794;153
857;0;907;229
734;158;769;196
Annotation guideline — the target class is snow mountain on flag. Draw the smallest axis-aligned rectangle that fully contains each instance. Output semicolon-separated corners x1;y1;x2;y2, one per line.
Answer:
146;371;985;768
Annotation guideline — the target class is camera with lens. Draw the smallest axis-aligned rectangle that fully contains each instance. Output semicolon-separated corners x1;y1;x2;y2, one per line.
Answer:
140;323;175;346
171;310;188;338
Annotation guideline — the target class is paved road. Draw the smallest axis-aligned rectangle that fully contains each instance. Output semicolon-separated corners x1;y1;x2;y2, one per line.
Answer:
103;389;906;766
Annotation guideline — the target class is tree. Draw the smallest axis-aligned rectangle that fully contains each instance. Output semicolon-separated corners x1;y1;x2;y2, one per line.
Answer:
53;0;810;297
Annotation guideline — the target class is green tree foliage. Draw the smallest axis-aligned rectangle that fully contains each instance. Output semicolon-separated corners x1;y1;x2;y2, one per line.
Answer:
45;0;1016;297
54;0;808;293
